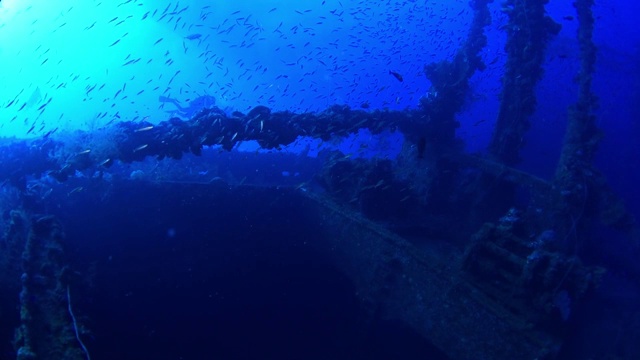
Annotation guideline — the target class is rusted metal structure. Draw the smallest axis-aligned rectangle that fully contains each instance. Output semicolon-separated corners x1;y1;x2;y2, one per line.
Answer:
0;0;637;359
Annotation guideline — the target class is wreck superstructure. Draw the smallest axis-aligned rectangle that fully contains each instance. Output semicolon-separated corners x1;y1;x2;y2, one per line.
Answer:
0;1;638;359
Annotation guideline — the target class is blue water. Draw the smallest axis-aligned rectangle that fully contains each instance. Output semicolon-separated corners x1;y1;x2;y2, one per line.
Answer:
0;0;639;359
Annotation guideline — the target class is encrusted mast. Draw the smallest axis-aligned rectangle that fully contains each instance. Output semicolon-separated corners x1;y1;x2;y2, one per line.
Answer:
489;0;560;165
553;0;637;244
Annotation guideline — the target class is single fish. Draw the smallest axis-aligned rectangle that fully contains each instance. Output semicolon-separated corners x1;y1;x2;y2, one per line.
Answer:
68;186;84;196
184;33;202;40
135;125;154;132
133;144;148;152
98;158;113;167
389;70;403;82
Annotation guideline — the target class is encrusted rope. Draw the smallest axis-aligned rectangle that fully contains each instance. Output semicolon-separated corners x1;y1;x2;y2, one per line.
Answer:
67;285;91;360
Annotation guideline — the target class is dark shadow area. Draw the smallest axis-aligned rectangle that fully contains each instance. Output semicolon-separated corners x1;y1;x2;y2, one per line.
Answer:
50;181;448;360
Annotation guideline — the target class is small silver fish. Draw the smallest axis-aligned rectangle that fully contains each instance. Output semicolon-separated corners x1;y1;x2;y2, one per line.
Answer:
67;186;84;196
133;144;148;152
135;125;154;132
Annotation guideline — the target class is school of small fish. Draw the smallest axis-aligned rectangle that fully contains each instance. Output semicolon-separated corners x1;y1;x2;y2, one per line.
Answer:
0;0;493;138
